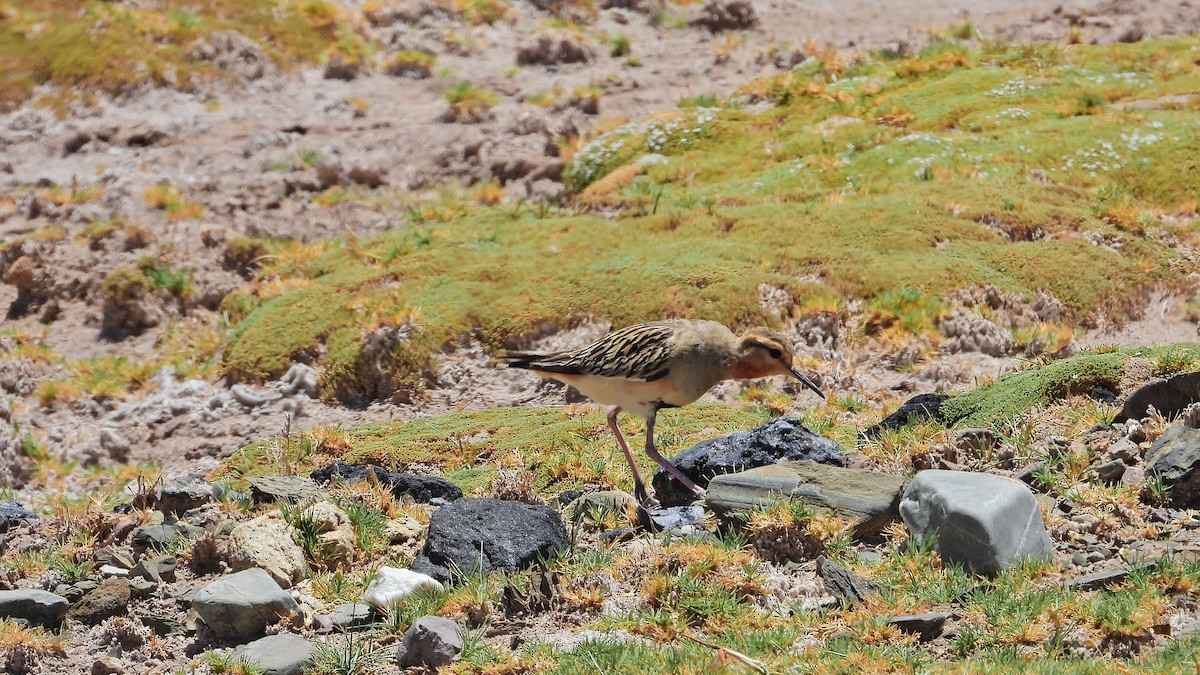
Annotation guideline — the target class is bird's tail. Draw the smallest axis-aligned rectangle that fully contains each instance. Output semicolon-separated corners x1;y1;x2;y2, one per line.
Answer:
497;350;548;371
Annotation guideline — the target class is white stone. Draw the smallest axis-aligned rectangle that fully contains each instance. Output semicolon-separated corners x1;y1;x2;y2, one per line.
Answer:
98;565;129;577
362;567;443;610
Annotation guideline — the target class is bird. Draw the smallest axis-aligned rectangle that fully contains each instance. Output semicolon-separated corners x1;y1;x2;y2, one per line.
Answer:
501;319;825;504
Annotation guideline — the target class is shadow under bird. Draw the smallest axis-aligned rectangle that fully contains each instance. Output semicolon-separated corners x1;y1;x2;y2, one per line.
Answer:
501;319;825;503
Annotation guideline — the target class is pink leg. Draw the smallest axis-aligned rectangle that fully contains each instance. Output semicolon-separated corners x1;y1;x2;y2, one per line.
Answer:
643;413;705;497
607;406;650;503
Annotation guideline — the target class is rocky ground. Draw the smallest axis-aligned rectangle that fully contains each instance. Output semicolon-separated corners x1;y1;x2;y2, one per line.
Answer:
2;0;1200;672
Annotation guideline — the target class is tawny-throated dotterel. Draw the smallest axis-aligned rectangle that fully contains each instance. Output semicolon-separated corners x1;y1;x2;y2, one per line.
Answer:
502;319;824;503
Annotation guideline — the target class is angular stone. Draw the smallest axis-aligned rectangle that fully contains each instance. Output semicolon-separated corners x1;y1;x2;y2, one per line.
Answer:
384;517;424;545
130;523;193;550
192;568;301;641
1145;416;1200;508
889;612;950;641
67;577;131;624
362;567;444;610
246;475;326;503
1063;564;1149;591
395;616;462;669
227;515;306;588
0;501;37;533
862;393;949;439
641;504;708;534
1115;371;1200;423
330;603;374;631
652;417;846;506
706;461;906;536
156;476;216;515
235;633;315;675
0;589;69;627
899;470;1054;576
131;555;177;583
410;498;568;583
816;555;879;607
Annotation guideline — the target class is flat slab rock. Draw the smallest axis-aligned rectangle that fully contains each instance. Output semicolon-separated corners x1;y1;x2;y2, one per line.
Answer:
410;498;568;583
652;417;846;506
235;633;315;675
246;475;327;503
706;460;906;536
900;470;1054;576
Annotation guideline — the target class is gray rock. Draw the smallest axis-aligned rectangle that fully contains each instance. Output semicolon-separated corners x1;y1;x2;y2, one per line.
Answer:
330;603;374;631
1094;459;1127;483
235;633;315;675
246;475;326;503
131;555;177;583
889;612;951;641
91;655;124;675
410;498;567;583
156;476;216;515
130;523;192;550
652;417;846;506
862;393;949;440
0;501;36;533
67;577;131;625
1146;412;1200;508
816;555;879;606
1115;371;1200;423
192;568;301;641
899;470;1054;576
641;504;708;534
395;616;463;669
0;589;69;627
706;461;906;536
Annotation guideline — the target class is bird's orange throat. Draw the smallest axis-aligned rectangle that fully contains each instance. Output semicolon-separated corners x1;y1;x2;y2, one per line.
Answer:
729;360;779;380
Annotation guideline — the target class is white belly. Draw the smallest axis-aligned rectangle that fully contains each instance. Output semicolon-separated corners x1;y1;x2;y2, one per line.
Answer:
544;373;685;419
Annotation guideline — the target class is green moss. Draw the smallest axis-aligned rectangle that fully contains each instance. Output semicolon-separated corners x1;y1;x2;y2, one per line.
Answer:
193;38;1200;402
943;344;1200;428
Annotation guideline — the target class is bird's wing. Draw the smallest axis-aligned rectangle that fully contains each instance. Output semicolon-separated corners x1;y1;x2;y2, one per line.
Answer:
501;322;676;382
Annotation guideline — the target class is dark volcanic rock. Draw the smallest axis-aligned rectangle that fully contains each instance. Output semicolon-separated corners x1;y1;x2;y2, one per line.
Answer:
1115;371;1200;423
310;461;462;503
651;417;845;506
862;393;949;440
0;501;37;533
155;476;216;515
410;498;567;583
816;555;880;607
889;612;951;641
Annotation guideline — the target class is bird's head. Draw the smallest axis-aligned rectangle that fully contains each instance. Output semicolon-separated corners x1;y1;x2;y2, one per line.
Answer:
733;327;825;399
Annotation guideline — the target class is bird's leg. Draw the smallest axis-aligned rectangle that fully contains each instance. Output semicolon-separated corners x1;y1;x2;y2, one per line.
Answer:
607;406;650;503
643;413;706;497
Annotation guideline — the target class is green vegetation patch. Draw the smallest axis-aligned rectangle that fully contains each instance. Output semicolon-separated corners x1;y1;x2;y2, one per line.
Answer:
943;343;1200;428
217;39;1199;403
221;403;767;497
0;0;364;112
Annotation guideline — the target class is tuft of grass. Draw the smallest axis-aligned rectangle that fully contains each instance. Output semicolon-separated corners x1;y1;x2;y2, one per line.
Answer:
444;82;499;122
143;182;205;221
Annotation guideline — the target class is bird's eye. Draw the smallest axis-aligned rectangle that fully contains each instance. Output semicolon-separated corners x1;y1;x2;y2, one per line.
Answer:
768;348;782;359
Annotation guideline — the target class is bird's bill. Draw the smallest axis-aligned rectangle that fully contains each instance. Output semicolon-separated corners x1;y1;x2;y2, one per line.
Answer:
789;367;825;399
